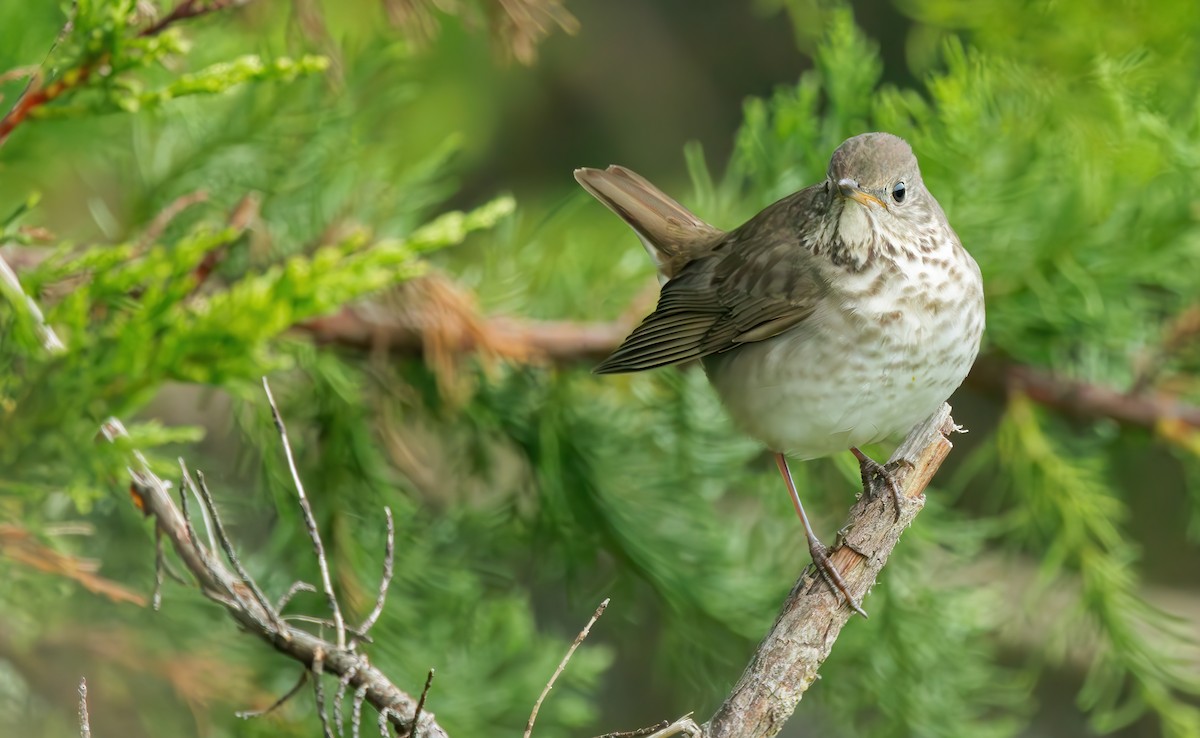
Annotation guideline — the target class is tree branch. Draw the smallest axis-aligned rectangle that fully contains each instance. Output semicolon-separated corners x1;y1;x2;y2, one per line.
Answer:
297;306;1200;433
967;355;1200;429
704;405;957;738
1;0;260;149
101;417;449;738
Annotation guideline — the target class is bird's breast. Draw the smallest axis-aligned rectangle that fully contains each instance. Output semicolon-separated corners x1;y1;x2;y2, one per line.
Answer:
704;253;983;458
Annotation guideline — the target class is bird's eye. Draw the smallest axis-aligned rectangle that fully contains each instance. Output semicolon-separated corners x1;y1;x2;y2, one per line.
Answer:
892;181;906;204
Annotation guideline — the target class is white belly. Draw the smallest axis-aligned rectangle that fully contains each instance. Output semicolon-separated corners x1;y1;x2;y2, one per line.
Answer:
703;301;979;458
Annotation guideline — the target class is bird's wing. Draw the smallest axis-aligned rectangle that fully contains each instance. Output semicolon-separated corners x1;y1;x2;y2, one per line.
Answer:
594;193;829;374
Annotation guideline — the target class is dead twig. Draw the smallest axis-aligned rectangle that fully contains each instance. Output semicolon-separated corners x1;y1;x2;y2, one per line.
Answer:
359;507;395;636
313;651;336;738
594;720;671;738
96;416;448;737
139;0;259;37
335;662;363;735
276;580;319;612
263;377;347;649
186;464;288;633
524;599;609;738
407;669;435;738
352;684;369;738
77;677;91;738
136;190;209;251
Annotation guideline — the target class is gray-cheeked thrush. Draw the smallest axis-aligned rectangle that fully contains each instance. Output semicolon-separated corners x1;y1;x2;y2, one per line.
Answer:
575;132;985;616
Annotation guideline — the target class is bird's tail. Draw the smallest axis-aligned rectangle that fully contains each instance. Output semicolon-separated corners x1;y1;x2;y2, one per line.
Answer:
574;165;722;281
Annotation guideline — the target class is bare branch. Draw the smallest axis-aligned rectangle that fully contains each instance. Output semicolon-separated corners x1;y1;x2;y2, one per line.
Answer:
186;464;287;633
277;581;319;612
409;669;434;738
609;716;701;738
99;417;450;738
359;507;395;635
77;677;91;738
336;663;363;735
594;719;671;738
352;684;368;738
262;377;347;649
153;526;166;610
525;598;609;738
313;651;336;738
968;355;1200;430
704;406;957;738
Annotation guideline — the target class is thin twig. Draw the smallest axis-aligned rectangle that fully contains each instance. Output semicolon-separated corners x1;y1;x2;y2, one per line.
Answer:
139;0;258;37
153;526;166;610
594;721;671;738
335;663;362;736
190;466;288;633
236;671;309;719
524;599;610;738
359;507;395;635
77;677;91;738
276;581;318;612
313;651;335;738
647;716;702;738
174;463;210;559
408;669;434;738
352;684;368;738
136;190;209;251
0;252;64;352
176;461;218;554
263;377;347;649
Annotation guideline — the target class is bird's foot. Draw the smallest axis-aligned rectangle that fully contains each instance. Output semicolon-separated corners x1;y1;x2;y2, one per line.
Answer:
807;535;867;618
850;447;909;522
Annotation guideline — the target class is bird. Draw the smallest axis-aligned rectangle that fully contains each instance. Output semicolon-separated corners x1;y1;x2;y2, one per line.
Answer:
575;132;985;616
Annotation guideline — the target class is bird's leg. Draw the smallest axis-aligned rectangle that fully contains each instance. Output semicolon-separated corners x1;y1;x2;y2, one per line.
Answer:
774;453;867;618
850;447;905;521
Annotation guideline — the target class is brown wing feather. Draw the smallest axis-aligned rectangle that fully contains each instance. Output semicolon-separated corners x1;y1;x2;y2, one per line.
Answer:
594;187;828;375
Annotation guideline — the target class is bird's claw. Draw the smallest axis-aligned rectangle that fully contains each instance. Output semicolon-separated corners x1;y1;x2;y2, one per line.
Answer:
808;539;868;618
851;448;908;522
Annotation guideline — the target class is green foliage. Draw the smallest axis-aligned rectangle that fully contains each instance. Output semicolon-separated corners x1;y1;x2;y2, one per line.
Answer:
3;1;1200;738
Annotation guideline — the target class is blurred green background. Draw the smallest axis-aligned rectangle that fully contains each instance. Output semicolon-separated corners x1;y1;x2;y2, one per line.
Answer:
2;1;1199;737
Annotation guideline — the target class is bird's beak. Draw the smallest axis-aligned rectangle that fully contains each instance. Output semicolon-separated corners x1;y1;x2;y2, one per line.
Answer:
837;178;887;210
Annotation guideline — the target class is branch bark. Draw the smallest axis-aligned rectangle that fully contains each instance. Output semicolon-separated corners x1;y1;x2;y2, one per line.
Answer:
704;405;957;738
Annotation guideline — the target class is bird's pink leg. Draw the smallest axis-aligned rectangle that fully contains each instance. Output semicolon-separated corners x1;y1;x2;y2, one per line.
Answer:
775;453;867;618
